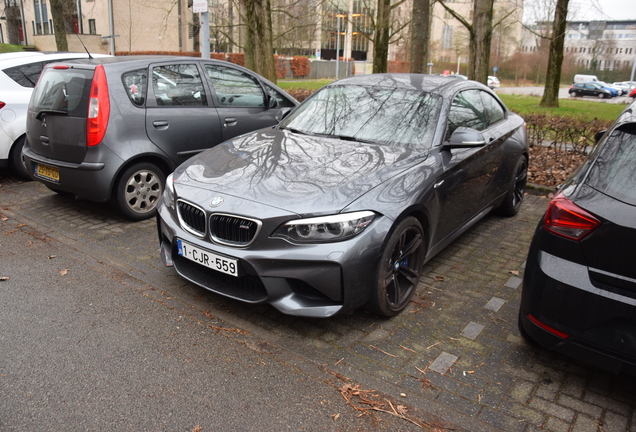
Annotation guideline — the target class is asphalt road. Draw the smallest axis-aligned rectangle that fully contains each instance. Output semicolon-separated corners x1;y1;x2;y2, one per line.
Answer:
495;86;634;104
0;174;439;431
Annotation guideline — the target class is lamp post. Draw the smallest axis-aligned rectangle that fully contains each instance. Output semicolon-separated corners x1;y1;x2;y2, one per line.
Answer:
336;14;341;79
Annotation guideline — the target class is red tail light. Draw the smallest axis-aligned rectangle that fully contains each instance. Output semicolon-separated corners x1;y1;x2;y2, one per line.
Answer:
86;65;110;147
0;101;5;109
544;192;600;241
528;314;570;339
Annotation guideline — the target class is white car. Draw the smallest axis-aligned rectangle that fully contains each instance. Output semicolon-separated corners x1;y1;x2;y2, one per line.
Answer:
0;51;110;178
487;75;501;89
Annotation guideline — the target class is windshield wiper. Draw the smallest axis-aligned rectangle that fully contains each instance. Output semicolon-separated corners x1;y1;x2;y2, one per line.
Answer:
335;134;375;144
35;109;68;120
280;126;312;136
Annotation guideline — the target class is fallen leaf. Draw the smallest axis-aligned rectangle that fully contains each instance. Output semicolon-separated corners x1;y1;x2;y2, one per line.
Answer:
509;270;519;276
0;277;8;281
47;255;56;259
59;269;69;276
434;275;444;281
331;413;340;421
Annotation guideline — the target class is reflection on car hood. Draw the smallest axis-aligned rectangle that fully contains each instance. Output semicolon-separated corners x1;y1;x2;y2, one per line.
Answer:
176;128;428;215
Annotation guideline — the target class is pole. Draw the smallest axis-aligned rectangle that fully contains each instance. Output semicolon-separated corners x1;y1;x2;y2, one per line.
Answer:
108;0;115;55
201;9;210;58
630;51;636;85
457;56;460;74
336;15;341;79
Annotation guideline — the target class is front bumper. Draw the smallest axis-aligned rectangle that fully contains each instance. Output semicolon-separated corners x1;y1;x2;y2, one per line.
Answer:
157;201;390;318
520;249;636;376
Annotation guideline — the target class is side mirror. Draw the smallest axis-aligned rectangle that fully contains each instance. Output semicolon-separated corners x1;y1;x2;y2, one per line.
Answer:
594;129;606;143
275;107;292;123
444;127;487;149
267;95;279;109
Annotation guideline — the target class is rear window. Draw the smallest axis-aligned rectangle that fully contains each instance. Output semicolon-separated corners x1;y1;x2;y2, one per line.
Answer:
29;66;93;117
586;124;636;206
3;62;44;87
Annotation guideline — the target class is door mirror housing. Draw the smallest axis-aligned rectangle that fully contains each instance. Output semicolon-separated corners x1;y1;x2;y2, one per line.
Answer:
267;95;279;109
444;127;486;149
275;107;292;123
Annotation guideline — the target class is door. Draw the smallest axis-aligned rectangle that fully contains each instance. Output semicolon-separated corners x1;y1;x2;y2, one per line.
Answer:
203;64;281;141
145;62;223;164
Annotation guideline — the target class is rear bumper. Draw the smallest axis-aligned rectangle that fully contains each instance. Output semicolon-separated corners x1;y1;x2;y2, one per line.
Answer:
520;249;636;375
22;144;119;202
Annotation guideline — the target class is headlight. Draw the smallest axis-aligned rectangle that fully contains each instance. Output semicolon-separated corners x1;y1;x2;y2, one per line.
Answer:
163;172;175;208
272;211;376;243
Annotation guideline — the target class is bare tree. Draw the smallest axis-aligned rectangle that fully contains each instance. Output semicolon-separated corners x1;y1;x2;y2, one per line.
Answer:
241;0;277;81
409;0;430;73
438;0;515;84
4;0;23;45
540;0;569;107
49;0;69;51
372;0;409;73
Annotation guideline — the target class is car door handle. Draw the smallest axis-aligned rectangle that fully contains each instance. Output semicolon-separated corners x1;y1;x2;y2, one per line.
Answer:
224;118;237;127
153;120;169;129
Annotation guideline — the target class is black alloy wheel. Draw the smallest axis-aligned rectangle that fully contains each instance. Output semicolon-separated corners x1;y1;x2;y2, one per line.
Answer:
368;217;426;317
497;156;528;217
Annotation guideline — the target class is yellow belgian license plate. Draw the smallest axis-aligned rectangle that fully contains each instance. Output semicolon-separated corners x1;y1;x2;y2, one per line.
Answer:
35;163;60;182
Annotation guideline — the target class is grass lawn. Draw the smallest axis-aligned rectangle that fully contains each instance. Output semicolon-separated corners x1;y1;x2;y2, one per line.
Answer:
276;79;626;122
497;94;625;122
0;43;27;53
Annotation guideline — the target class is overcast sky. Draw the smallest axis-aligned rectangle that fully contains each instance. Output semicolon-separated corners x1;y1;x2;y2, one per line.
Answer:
524;0;636;22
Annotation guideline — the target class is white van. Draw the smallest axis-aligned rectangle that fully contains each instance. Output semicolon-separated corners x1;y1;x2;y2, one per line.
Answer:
574;74;599;83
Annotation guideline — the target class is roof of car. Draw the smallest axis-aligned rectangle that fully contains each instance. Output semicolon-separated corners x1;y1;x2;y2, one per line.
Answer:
329;73;490;94
0;52;111;69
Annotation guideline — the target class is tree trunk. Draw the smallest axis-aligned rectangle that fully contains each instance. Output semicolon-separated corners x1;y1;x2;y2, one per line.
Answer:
5;1;22;45
540;0;569;107
372;0;391;73
49;0;68;51
409;0;430;74
242;0;277;83
470;0;494;85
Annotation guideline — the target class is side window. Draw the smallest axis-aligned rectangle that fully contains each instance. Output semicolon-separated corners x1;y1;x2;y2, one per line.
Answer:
122;69;147;107
152;64;206;107
4;62;44;87
205;65;265;107
264;83;295;108
481;91;505;126
448;90;487;136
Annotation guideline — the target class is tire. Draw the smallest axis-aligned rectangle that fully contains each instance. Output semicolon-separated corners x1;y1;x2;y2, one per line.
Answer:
367;217;426;317
114;162;165;221
496;156;528;217
9;136;30;180
597;92;606;99
569;91;576;97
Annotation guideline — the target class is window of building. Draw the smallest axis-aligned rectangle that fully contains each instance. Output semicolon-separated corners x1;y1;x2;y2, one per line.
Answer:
441;24;453;50
88;19;96;35
33;0;50;35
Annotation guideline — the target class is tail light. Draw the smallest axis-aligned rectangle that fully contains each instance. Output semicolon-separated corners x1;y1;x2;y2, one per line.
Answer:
544;191;600;241
0;102;5;109
86;65;110;147
528;314;570;339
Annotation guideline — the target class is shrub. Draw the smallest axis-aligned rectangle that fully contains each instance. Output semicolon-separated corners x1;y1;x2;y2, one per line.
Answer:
285;88;313;102
290;56;310;77
274;55;289;79
388;61;409;73
227;53;245;66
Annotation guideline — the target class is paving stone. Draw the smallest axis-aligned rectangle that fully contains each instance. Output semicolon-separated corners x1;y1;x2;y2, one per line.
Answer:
508;379;535;404
436;392;481;417
460;321;485;340
484;296;506;312
477;407;525;432
602;411;629;432
545;415;571;432
528;397;575;423
500;399;545;427
571;413;599;432
583;391;632;416
557;394;603;418
504;276;522;289
428;351;459;375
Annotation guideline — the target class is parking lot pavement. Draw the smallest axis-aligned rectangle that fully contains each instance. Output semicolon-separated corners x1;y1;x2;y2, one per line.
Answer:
2;174;635;432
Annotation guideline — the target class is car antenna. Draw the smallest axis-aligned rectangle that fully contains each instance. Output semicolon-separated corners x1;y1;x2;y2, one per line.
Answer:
75;33;93;59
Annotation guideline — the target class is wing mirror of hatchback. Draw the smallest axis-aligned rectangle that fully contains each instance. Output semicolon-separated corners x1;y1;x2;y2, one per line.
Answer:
594;129;606;143
444;127;487;149
275;107;293;123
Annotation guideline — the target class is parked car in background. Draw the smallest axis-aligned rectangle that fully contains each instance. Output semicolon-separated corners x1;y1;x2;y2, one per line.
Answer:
487;76;500;89
612;82;633;95
569;82;614;99
573;74;599;84
630;87;636;99
0;51;110;178
22;56;297;220
519;99;636;376
599;81;625;96
157;74;528;318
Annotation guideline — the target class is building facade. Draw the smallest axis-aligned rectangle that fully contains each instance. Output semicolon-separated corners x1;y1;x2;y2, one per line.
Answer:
520;20;636;71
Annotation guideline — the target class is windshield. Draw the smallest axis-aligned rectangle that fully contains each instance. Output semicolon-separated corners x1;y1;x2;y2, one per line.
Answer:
280;85;442;148
29;66;93;117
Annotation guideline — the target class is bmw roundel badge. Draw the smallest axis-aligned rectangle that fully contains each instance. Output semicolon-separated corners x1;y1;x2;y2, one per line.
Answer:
210;196;224;207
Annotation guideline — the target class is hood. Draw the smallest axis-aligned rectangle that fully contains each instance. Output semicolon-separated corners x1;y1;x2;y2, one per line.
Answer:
173;129;428;216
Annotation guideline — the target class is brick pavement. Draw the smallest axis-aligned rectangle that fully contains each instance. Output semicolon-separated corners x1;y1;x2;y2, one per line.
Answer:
1;174;635;432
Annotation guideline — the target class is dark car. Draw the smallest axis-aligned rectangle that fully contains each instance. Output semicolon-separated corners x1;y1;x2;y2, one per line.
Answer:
519;100;636;375
156;74;529;318
569;82;613;99
22;56;297;220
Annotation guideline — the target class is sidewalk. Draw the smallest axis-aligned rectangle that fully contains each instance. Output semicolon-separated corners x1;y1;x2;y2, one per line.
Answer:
1;174;635;432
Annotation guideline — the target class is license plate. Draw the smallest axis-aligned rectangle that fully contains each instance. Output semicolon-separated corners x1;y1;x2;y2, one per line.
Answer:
35;163;60;182
177;239;238;277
